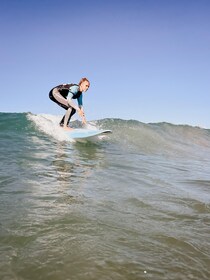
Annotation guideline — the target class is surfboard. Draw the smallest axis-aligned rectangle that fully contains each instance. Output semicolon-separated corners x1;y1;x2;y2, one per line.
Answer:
66;129;112;140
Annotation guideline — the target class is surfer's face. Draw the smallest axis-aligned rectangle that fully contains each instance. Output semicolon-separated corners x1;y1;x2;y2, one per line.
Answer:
80;81;90;92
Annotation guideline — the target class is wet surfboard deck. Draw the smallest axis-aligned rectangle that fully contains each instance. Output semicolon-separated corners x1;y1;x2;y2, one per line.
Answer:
66;129;112;139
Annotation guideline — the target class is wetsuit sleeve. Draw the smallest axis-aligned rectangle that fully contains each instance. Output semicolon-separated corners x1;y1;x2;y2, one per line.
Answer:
77;94;83;108
66;85;80;109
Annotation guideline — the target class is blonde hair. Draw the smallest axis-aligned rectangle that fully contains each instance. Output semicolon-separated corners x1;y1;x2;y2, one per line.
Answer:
78;77;90;85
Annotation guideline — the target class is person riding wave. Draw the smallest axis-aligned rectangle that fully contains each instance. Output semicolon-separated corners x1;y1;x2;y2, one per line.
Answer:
49;78;90;131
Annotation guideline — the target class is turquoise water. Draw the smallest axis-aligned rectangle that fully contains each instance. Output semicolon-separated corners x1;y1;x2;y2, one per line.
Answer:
0;112;210;280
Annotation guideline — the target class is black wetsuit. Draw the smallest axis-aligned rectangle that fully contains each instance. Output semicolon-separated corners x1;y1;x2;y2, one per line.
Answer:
49;84;83;126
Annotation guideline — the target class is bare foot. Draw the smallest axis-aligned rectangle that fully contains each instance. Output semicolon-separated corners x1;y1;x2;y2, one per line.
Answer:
63;126;74;131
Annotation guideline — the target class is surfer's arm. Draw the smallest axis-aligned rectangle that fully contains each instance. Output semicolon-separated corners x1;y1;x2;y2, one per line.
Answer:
77;95;85;114
67;85;81;111
77;94;86;122
67;93;84;122
68;86;86;123
67;86;81;111
79;106;86;124
77;94;83;108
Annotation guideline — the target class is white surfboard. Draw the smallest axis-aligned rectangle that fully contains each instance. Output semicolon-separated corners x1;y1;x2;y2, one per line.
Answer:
67;129;112;140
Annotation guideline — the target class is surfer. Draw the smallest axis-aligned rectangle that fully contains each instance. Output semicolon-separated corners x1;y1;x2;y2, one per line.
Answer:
49;78;90;131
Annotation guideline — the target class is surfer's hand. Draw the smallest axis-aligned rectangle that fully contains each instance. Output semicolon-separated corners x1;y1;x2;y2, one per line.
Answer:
78;109;83;118
78;109;86;124
82;116;87;124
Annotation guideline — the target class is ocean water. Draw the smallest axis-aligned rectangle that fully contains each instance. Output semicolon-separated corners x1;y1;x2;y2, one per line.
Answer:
0;112;210;280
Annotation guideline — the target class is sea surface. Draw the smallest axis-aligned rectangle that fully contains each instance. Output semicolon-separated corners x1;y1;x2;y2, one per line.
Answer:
0;112;210;280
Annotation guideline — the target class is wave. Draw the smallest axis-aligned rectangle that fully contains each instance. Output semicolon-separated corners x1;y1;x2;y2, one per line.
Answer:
97;118;210;157
1;112;210;158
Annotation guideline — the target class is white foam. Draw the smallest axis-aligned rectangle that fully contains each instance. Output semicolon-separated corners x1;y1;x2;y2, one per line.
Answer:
27;113;72;142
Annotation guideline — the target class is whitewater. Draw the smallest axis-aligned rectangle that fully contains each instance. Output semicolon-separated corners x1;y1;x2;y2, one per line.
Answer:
0;112;210;280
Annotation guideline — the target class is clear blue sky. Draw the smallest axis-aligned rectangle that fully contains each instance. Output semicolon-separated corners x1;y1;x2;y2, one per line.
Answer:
1;0;210;127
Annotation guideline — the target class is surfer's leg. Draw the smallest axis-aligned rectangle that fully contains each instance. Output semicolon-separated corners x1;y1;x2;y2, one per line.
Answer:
60;108;76;126
63;108;76;127
67;108;76;125
63;108;73;127
51;89;69;108
50;89;71;126
59;115;65;126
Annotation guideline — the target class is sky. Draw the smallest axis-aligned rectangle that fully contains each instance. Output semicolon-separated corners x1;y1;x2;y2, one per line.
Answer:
1;0;210;127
